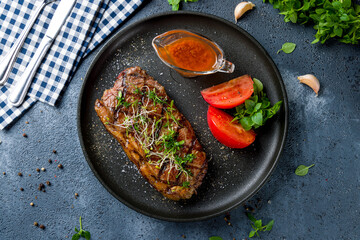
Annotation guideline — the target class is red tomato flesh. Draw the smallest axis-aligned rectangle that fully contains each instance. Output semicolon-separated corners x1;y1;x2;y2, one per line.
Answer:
201;75;254;109
207;106;256;148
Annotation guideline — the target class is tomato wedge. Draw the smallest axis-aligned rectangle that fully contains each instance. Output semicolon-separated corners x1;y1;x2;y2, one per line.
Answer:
207;106;256;148
201;75;254;109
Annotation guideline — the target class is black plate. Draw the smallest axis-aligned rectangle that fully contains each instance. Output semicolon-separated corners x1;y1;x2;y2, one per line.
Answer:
77;12;288;222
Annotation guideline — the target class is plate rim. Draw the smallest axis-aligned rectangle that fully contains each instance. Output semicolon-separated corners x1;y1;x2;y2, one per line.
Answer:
77;11;289;222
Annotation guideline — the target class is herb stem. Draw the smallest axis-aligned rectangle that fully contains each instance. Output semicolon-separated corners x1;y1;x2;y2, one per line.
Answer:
79;216;82;230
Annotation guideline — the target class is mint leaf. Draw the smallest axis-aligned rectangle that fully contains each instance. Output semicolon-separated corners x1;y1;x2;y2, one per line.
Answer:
277;42;296;54
295;164;315;176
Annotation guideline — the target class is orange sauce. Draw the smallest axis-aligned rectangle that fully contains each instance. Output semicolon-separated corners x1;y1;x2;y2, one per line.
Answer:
164;37;217;72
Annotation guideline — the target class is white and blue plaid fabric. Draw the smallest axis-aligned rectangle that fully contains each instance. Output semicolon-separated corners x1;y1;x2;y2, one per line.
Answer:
0;0;143;130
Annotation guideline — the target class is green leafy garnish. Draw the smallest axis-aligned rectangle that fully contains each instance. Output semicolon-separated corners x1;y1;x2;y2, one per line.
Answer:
147;89;167;106
182;181;190;188
277;42;296;54
264;0;360;44
72;217;91;240
233;78;282;131
168;0;199;11
295;164;315;176
134;87;143;95
116;91;131;109
209;237;223;240
175;154;195;177
247;213;274;238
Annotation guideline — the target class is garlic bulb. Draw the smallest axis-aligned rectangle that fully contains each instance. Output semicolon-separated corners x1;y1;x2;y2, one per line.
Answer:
297;74;320;96
234;2;255;22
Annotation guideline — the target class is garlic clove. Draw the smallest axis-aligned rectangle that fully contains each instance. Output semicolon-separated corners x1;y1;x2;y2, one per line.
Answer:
297;74;320;96
234;1;255;23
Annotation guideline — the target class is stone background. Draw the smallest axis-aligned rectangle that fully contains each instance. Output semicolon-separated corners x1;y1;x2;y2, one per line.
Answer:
0;0;359;239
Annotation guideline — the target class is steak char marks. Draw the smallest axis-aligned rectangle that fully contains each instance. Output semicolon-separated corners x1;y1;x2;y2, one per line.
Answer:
95;66;207;200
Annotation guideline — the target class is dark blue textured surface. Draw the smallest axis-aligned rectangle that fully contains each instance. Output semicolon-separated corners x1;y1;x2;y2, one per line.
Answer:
0;0;359;239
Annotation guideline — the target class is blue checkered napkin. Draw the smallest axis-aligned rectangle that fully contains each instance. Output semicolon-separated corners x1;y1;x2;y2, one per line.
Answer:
0;0;143;130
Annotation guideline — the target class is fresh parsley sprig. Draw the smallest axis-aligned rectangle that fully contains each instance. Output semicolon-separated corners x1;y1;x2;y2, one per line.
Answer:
168;0;199;11
247;213;274;238
233;78;282;131
72;217;91;240
264;0;360;44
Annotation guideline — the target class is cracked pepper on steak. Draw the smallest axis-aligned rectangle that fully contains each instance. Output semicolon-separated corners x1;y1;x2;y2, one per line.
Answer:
95;66;207;200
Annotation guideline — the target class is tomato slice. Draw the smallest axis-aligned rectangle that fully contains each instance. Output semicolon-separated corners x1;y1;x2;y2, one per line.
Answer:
207;106;256;148
201;75;254;109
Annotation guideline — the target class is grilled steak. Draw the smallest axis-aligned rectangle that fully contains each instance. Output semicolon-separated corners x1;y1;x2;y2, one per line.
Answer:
94;66;207;200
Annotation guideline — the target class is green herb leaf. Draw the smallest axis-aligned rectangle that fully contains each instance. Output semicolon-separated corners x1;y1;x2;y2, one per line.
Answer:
265;0;360;44
246;213;257;223
83;231;91;240
72;234;80;240
253;78;263;93
209;236;223;240
251;111;263;126
277;42;296;54
240;117;253;131
234;79;282;131
265;220;274;231
246;213;274;238
182;181;190;188
72;217;91;240
295;164;315;176
168;0;198;11
254;219;262;228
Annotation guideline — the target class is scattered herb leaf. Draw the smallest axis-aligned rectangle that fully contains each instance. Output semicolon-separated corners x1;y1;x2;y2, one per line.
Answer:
209;237;223;240
233;78;282;131
72;217;91;240
246;213;274;238
168;0;199;11
277;42;296;54
295;164;315;176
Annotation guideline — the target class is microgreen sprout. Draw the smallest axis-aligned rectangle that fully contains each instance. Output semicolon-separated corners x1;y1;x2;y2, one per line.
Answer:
72;216;91;240
110;86;192;180
147;88;167;106
182;181;190;188
116;90;131;109
247;213;274;238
